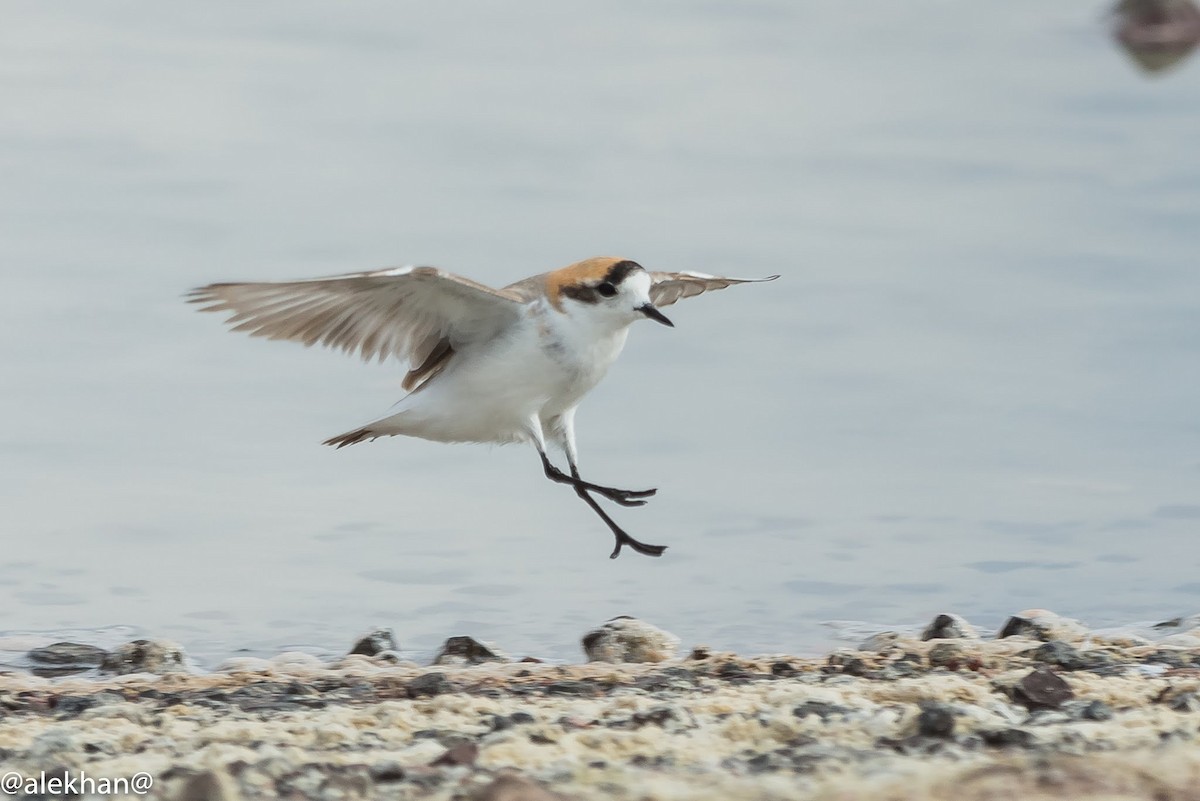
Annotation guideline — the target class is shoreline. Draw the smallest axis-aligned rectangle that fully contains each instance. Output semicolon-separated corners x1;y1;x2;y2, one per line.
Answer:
1;612;1198;800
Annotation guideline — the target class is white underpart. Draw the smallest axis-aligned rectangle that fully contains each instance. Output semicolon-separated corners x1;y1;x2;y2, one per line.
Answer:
359;274;652;461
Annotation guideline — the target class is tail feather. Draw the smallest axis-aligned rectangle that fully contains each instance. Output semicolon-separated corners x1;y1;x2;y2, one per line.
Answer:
323;427;379;449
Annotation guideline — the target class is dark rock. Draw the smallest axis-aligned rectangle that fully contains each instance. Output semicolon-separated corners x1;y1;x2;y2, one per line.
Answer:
1030;641;1090;670
1169;692;1200;713
921;613;977;641
100;639;186;675
51;695;97;715
433;636;503;666
369;762;405;782
687;645;713;660
770;660;798;677
430;741;478;767
630;707;675;728
28;642;108;671
543;681;598;697
980;728;1034;748
928;642;966;669
1011;668;1074;710
916;702;956;738
349;629;396;657
510;711;536;725
1079;700;1114;721
1145;650;1192;668
996;611;1087;642
827;652;870;676
407;672;450;698
793;701;851;720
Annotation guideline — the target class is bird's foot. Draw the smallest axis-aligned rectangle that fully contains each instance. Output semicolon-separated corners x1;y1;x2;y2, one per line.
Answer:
609;530;668;559
588;484;657;507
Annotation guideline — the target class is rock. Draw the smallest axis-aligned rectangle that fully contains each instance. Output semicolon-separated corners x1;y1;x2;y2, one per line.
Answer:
26;642;108;677
687;644;712;660
1029;641;1091;671
174;769;239;801
432;636;504;666
793;701;852;720
471;774;566;801
859;631;899;652
581;617;679;663
1168;692;1200;713
1078;700;1114;721
368;762;406;782
407;672;451;698
980;728;1034;748
916;702;956;738
996;610;1088;642
1010;668;1074;710
430;741;478;766
349;628;397;657
921;614;979;641
928;642;966;669
100;639;186;675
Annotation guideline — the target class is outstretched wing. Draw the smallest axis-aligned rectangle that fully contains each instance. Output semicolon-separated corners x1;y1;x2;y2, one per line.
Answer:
187;266;525;377
648;271;780;308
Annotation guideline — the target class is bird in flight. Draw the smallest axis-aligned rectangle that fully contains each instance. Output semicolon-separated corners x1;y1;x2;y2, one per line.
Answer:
189;257;778;558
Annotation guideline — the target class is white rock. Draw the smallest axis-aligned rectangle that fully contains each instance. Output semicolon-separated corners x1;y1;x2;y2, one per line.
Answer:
582;617;680;663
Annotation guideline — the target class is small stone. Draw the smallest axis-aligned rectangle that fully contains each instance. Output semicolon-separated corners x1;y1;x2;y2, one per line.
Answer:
471;774;565;801
432;636;504;666
1169;692;1200;713
27;643;108;678
916;702;956;738
581;616;679;663
430;741;478;767
1030;641;1090;670
1079;700;1114;721
407;672;450;698
544;680;598;696
349;628;397;657
52;695;97;715
996;610;1089;642
631;707;675;728
369;762;406;782
510;711;536;725
928;642;966;669
980;728;1034;748
793;701;851;720
859;631;899;652
174;769;238;801
688;644;713;660
921;613;979;641
100;639;186;675
1011;668;1074;710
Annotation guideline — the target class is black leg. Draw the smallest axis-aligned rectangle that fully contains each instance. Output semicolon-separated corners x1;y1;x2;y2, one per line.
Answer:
539;453;656;507
538;452;667;559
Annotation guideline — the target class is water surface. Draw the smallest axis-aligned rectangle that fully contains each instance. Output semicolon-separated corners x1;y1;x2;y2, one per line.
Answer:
1;2;1198;666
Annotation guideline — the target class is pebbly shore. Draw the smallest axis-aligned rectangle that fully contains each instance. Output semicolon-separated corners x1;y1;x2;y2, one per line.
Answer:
1;612;1199;800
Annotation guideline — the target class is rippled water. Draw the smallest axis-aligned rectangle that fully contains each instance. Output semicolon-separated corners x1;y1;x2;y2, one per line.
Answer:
2;2;1198;668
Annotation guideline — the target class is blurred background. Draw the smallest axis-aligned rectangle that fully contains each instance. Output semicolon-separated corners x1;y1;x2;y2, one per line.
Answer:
1;1;1197;665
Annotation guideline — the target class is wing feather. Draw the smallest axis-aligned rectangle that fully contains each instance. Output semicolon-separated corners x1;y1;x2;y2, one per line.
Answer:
648;271;780;308
188;266;525;370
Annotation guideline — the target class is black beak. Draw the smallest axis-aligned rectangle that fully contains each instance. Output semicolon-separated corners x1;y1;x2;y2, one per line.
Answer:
638;303;674;327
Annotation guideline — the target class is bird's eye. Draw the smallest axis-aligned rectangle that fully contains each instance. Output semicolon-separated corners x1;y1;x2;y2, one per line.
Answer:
596;282;617;298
